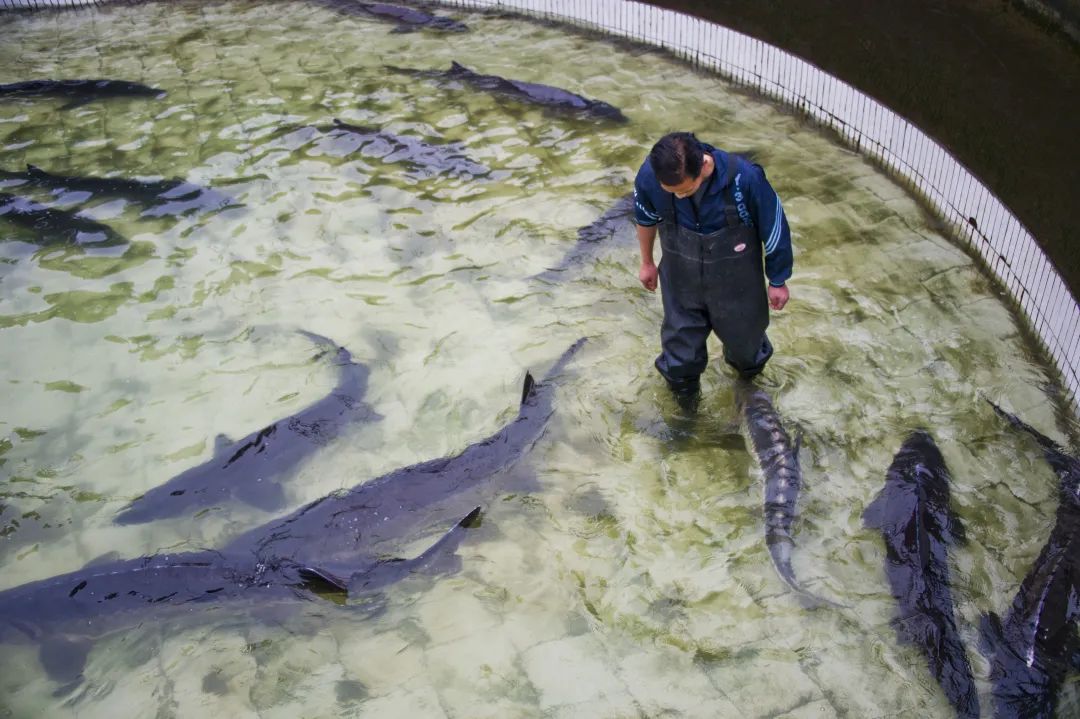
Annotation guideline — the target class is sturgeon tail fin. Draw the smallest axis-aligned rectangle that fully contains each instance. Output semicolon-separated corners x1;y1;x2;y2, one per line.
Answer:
986;399;1064;454
767;541;846;610
542;337;588;381
296;329;356;370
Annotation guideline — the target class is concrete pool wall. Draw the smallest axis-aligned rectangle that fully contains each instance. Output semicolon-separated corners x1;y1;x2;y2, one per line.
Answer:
4;0;1079;411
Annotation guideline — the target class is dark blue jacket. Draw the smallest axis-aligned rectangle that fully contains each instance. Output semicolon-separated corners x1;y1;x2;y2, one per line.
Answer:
633;145;793;287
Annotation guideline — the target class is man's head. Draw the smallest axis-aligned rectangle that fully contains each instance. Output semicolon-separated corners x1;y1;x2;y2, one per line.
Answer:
649;132;711;198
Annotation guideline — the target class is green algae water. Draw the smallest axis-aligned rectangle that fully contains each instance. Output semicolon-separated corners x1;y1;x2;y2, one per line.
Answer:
0;2;1077;716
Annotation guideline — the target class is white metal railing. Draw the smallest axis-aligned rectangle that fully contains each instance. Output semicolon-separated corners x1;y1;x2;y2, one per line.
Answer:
4;0;1079;408
1;0;102;7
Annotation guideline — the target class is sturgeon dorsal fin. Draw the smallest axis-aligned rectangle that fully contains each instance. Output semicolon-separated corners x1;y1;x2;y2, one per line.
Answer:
39;638;92;686
459;506;482;529
213;433;233;455
520;372;536;405
297;566;349;593
234;477;286;512
449;61;468;73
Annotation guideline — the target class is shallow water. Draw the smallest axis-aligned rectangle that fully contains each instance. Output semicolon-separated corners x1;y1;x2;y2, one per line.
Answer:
0;1;1077;717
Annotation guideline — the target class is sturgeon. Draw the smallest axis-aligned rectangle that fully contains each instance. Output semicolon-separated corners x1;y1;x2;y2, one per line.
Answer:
388;61;628;123
0;507;480;687
0;164;237;219
0;192;125;246
863;431;979;719
735;380;838;607
980;401;1080;719
223;337;587;570
319;118;490;179
114;331;380;525
0;339;586;685
315;0;468;32
0;79;164;109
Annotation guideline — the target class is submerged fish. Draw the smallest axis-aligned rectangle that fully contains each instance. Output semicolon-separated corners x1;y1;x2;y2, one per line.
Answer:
0;507;480;687
0;192;125;246
0;339;585;686
531;193;635;282
114;331;381;525
388;61;628;123
735;379;839;607
223;337;587;571
979;401;1080;719
863;430;979;719
317;118;490;179
0;79;165;108
315;0;468;32
0;164;237;218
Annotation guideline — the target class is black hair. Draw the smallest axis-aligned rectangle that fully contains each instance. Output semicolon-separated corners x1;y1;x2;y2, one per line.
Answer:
648;132;704;187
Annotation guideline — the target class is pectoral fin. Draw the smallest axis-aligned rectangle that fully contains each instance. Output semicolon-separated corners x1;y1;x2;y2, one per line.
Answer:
39;637;92;686
944;510;968;546
861;490;888;529
978;612;1004;658
234;477;286;512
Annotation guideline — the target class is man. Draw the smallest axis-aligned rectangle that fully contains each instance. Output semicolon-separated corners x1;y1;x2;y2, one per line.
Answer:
634;132;793;407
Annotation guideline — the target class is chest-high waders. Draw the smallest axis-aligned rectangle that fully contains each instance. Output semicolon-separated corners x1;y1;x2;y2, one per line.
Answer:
654;159;773;401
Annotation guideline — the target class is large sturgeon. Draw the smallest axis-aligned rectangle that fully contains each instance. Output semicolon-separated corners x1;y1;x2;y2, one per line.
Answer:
0;164;237;219
114;331;380;525
1;338;584;685
387;61;628;123
0;192;125;246
223;337;587;570
735;380;838;607
0;507;481;687
0;79;165;109
315;0;468;32
317;118;490;179
863;430;980;719
979;401;1080;719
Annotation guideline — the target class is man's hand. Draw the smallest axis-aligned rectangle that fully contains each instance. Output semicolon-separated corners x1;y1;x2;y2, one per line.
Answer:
639;262;658;291
768;283;789;310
